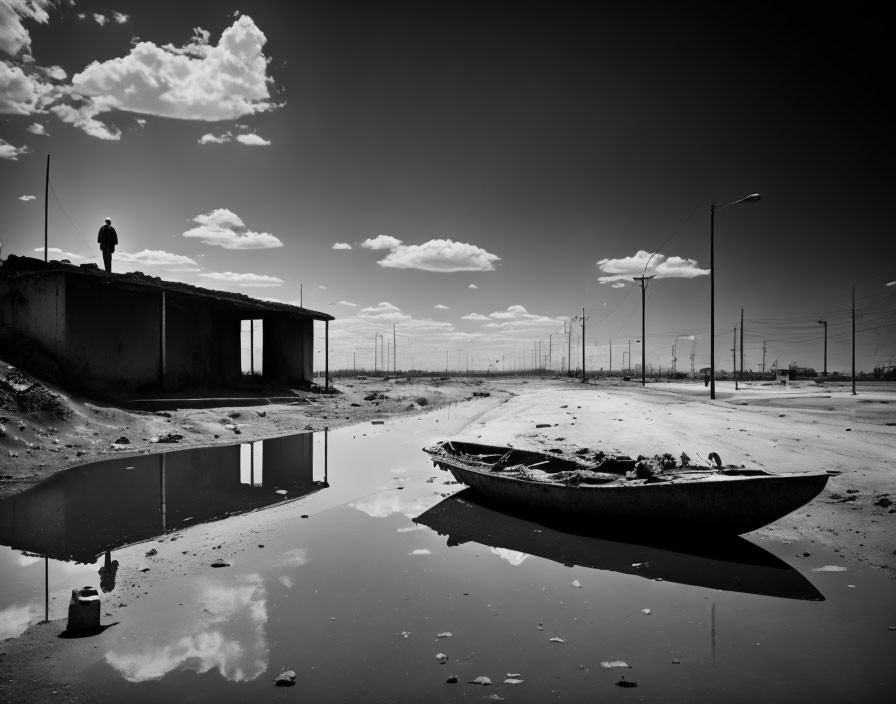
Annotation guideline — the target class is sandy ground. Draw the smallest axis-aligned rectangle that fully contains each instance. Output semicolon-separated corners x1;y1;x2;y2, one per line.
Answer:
1;370;894;703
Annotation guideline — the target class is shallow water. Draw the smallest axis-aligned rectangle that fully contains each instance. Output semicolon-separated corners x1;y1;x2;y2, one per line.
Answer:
1;401;893;703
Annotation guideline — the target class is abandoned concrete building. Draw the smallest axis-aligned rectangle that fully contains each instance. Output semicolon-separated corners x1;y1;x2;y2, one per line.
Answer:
0;255;334;399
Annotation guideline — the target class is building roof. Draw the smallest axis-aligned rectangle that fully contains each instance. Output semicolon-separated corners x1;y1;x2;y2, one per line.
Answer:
0;255;335;321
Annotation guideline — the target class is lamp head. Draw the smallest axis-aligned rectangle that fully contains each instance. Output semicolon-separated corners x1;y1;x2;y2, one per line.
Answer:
744;193;761;202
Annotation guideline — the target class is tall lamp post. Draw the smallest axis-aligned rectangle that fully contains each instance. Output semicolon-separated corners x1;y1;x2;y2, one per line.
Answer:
710;193;761;399
817;319;828;376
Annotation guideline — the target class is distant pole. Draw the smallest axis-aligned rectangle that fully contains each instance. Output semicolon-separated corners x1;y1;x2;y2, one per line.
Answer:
300;283;303;308
633;276;654;387
609;339;612;372
44;154;49;262
762;340;767;374
852;286;856;395
818;319;828;375
628;338;632;371
740;308;744;382
325;320;329;390
373;333;377;374
250;320;254;375
393;324;397;374
581;307;587;383
733;327;738;391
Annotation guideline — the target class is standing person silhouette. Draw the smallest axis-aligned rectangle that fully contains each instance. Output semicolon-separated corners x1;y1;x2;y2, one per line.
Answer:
97;218;118;273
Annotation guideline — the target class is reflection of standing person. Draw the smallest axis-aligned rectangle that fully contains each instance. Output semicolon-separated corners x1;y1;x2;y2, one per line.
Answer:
98;550;119;593
97;218;118;273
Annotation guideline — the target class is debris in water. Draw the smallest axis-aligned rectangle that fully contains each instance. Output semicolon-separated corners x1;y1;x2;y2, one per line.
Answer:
144;548;157;557
275;489;288;495
436;652;448;663
571;579;582;588
641;608;651;615
436;632;453;638
483;695;504;700
811;566;847;572
273;669;296;687
548;637;566;643
211;559;230;568
446;675;458;683
504;678;524;684
616;677;638;688
601;661;631;669
468;676;492;685
535;423;551;428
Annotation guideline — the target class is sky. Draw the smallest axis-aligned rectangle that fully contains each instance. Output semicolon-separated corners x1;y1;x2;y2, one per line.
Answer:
1;1;894;375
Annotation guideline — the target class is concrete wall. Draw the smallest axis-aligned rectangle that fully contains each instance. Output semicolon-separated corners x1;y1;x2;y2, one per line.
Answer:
65;275;161;391
0;272;66;369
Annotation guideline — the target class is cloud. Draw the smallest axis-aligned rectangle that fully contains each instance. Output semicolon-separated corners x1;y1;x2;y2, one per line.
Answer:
235;132;270;146
198;132;230;144
462;305;566;332
468;283;478;289
596;250;709;283
116;249;201;272
611;282;625;289
26;121;45;134
0;137;28;159
887;280;895;287
370;237;501;272
183;209;283;249
15;16;279;140
361;234;402;250
18;194;35;200
34;246;87;260
0;0;51;57
332;242;352;250
112;11;129;24
200;271;284;287
336;300;356;307
358;301;410;323
434;304;449;310
93;13;106;26
461;313;489;321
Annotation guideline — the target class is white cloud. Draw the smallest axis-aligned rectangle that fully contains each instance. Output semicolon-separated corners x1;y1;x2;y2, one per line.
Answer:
462;305;566;332
93;13;107;26
18;194;35;200
235;132;270;146
361;234;402;250
332;242;352;250
886;281;895;287
596;250;709;283
198;132;230;144
112;11;129;24
336;300;356;307
461;313;489;321
38;64;64;80
183;209;283;249
358;301;410;323
26;121;45;134
611;282;625;289
134;117;146;127
116;249;201;272
0;60;50;114
0;137;28;159
0;0;51;57
34;246;87;260
468;283;478;289
200;271;284;287
434;304;449;310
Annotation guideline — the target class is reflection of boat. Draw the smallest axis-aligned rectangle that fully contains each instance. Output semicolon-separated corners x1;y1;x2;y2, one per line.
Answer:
0;433;326;563
415;490;824;601
424;441;829;535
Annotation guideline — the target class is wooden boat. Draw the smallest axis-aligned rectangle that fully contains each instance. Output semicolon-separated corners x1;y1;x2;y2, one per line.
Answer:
423;441;829;535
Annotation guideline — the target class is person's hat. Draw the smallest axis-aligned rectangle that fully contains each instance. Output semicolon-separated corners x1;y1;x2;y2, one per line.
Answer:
104;218;111;223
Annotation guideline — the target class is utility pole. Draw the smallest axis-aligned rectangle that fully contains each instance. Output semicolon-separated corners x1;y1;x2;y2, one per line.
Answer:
740;308;744;383
852;286;856;395
44;154;49;262
373;333;377;374
609;340;612;373
567;320;573;377
580;308;588;382
732;327;738;391
633;276;654;387
818;319;828;376
393;324;396;374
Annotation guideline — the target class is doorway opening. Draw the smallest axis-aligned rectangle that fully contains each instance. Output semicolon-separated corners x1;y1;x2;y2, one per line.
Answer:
240;319;263;376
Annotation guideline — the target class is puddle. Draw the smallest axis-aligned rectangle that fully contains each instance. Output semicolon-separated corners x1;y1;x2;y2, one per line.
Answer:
1;401;894;702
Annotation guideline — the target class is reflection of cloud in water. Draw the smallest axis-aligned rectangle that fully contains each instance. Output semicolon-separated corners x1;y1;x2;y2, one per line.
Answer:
0;603;41;640
278;575;293;589
277;548;308;568
490;548;529;566
410;549;431;555
105;574;268;683
351;492;442;519
16;553;41;567
396;525;427;533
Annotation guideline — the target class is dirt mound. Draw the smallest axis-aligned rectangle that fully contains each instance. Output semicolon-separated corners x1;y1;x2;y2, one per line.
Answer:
0;368;73;419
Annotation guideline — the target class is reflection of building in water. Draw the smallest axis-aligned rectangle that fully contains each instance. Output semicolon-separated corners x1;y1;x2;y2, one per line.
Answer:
0;432;323;564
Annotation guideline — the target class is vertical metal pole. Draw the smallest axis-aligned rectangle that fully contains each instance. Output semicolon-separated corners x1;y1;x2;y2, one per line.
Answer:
710;202;716;399
581;307;586;382
250;320;254;375
393;324;396;374
44;155;49;262
740;308;744;381
609;340;612;372
852;286;856;395
325;320;329;390
44;556;48;621
733;327;738;391
161;453;167;531
160;290;166;391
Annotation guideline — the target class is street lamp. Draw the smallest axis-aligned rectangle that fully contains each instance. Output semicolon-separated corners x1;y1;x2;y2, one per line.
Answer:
817;320;827;376
710;193;760;399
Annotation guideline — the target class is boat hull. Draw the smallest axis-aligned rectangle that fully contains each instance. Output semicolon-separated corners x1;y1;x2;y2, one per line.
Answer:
430;455;829;535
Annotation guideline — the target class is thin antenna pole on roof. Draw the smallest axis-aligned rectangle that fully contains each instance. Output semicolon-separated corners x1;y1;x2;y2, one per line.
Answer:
44;154;50;262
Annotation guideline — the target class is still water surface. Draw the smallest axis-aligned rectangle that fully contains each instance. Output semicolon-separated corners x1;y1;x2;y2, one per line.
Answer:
1;401;893;702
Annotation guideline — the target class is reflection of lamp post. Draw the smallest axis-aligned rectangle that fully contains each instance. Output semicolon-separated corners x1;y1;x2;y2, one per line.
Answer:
710;193;761;399
817;320;828;376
